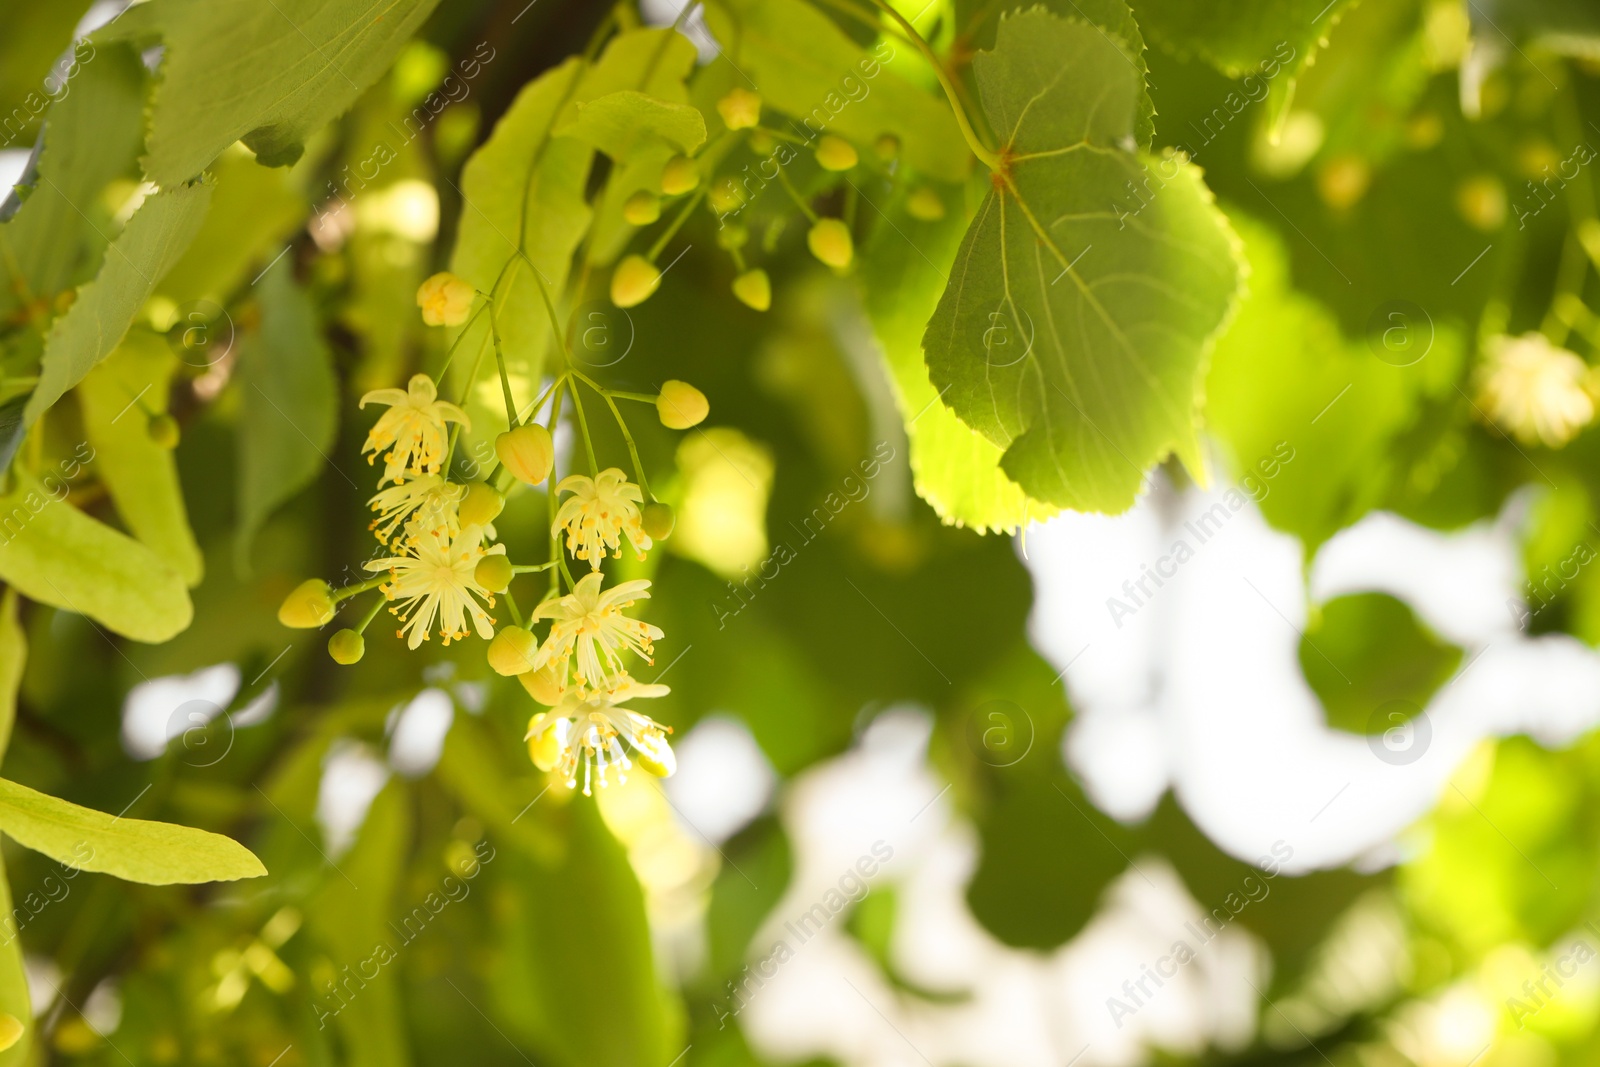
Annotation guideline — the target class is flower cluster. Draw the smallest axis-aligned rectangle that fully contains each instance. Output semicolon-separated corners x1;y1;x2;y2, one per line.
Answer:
280;271;710;795
1476;332;1598;449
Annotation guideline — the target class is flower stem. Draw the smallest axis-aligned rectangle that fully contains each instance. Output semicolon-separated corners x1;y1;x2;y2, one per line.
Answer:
547;380;566;598
648;185;709;261
333;576;387;603
488;298;520;430
504;587;523;628
352;592;386;633
567;379;602;475
571;370;652;497
861;0;1001;170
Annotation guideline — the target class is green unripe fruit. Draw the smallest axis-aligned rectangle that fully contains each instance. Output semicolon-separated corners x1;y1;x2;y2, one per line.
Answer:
622;190;661;226
611;254;662;308
660;155;699;196
807;218;854;269
732;269;771;311
475;554;513;593
815;134;858;172
328;629;365;665
642;502;676;541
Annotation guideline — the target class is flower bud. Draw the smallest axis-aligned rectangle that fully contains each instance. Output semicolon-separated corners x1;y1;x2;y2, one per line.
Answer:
519;664;566;706
622;190;661;226
496;424;554;485
147;412;180;449
328;628;365;664
907;186;946;221
807;218;854;269
642;501;676;540
815;134;858;172
0;1012;22;1052
660;155;699;196
716;223;749;250
611;254;662;308
279;579;336;628
460;481;504;527
875;134;900;161
526;713;560;770
732;269;771;311
657;380;709;429
717;88;761;130
475;554;513;593
749;129;776;155
488;626;538;677
417;271;475;327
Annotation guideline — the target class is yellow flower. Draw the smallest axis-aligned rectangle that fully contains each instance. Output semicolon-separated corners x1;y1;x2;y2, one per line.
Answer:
366;525;503;649
553;468;651;570
531;573;662;690
1477;333;1596;448
416;272;475;327
525;675;674;794
360;374;470;486
366;474;465;544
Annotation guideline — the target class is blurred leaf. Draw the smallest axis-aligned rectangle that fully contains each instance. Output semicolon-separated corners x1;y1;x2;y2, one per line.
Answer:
1130;0;1352;127
98;0;444;184
493;798;672;1067
704;0;970;181
23;180;213;429
234;258;338;570
1205;212;1468;549
307;781;411;1067
859;180;1049;533
0;472;192;642
78;329;204;585
0;776;265;884
0;2;92;142
0;849;30;1067
706;815;792;979
1471;0;1600;54
157;148;308;306
0;592;21;762
1300;592;1462;733
925;9;1241;512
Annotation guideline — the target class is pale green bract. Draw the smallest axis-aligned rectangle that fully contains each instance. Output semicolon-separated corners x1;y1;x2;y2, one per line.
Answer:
0;777;265;885
99;0;444;184
923;9;1242;514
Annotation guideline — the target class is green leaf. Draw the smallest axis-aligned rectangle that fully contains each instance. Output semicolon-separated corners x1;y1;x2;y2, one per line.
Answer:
924;10;1242;512
705;0;971;181
23;180;213;430
0;776;265;884
558;90;707;159
0;42;145;319
859;184;1051;533
98;0;444;184
77;330;203;586
0;473;192;643
234;258;338;570
956;0;1155;149
1300;593;1462;734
